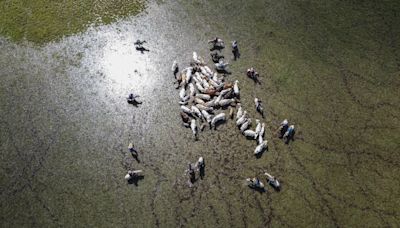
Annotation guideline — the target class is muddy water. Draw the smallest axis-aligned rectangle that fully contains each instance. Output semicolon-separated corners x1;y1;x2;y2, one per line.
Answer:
1;0;399;227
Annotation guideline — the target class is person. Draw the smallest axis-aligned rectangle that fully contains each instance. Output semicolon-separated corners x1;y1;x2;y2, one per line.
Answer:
196;157;205;179
246;67;260;84
255;97;263;115
197;157;205;169
284;125;295;141
128;93;138;100
134;40;149;53
128;170;137;178
208;37;220;44
267;175;275;184
128;142;138;154
252;177;261;187
247;67;257;78
232;41;240;60
279;119;289;138
215;60;229;72
127;93;142;104
208;37;224;51
171;61;179;77
188;163;196;183
126;170;142;180
125;169;144;184
134;39;146;47
270;176;275;182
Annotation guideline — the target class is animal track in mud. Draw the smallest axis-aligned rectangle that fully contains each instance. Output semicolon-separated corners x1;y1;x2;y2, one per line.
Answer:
339;64;399;111
1;108;62;225
287;149;340;227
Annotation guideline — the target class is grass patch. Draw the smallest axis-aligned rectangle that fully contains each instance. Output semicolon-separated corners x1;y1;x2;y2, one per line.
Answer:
0;0;145;44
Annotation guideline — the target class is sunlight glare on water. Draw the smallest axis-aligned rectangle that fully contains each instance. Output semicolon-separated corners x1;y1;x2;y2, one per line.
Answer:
94;28;156;96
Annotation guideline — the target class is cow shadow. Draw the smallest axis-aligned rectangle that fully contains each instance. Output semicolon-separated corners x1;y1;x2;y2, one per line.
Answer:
128;175;145;186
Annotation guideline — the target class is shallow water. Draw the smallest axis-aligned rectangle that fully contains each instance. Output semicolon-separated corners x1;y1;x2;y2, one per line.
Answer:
1;0;399;227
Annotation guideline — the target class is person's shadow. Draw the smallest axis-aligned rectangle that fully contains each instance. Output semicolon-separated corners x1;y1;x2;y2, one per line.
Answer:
173;67;179;77
255;108;264;118
216;69;232;75
127;99;143;107
136;46;150;54
247;74;261;85
131;152;140;163
187;174;197;188
190;175;196;184
233;50;241;60
199;166;205;180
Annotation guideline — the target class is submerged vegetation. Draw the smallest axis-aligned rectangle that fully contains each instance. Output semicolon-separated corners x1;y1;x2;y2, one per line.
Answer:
0;0;145;43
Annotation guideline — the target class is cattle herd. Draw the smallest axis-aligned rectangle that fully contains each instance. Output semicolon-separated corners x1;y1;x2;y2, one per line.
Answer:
126;38;297;191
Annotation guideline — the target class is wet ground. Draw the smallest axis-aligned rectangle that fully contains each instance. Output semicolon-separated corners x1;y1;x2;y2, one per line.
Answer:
1;0;400;227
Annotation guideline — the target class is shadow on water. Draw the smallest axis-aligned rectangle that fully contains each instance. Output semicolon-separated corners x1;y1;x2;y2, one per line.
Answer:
269;183;281;192
244;135;257;140
247;185;266;194
213;119;226;130
135;46;150;54
199;166;205;180
131;152;141;163
285;131;296;145
216;69;232;75
247;76;262;85
128;175;145;186
190;175;196;184
127;100;143;107
188;175;197;188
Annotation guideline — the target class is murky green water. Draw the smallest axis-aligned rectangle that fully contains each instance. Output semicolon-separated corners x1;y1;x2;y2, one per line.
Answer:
1;0;399;227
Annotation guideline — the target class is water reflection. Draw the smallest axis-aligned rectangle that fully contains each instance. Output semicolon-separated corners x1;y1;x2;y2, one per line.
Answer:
101;34;150;85
70;22;159;100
